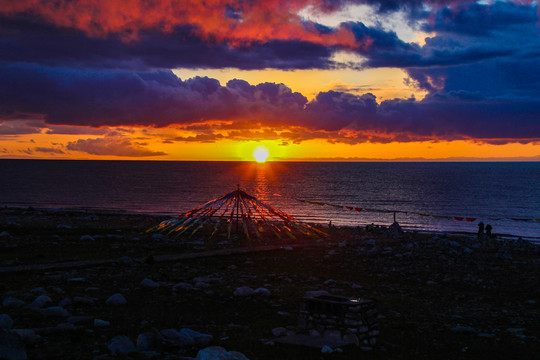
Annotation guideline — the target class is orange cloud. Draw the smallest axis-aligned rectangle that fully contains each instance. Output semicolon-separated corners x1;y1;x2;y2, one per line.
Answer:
0;0;360;48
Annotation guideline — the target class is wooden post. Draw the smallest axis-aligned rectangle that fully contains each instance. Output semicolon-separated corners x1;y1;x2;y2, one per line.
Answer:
236;184;240;234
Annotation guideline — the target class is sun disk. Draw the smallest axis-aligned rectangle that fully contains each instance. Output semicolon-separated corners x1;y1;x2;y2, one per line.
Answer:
253;146;269;163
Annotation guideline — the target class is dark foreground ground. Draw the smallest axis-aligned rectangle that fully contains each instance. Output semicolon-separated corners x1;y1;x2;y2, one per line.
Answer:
0;207;539;359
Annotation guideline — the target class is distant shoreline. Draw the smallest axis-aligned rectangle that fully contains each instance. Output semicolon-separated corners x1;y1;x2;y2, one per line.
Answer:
2;205;538;242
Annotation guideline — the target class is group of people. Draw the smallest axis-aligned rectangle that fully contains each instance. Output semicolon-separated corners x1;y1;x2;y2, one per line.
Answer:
478;222;493;238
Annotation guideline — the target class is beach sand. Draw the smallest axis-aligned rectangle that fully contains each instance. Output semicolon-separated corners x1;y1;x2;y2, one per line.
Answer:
0;207;539;359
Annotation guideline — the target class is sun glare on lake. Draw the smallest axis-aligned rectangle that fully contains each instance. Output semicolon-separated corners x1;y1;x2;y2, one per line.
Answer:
253;146;269;163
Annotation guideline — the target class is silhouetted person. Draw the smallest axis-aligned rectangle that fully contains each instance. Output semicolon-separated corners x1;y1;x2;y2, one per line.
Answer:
477;222;485;238
485;224;492;238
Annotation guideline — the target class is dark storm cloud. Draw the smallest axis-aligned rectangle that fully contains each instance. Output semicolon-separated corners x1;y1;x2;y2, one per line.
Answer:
421;1;538;36
0;16;335;71
2;63;537;143
0;64;307;127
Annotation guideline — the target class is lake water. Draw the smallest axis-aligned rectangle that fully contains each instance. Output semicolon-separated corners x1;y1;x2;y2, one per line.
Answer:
0;160;538;239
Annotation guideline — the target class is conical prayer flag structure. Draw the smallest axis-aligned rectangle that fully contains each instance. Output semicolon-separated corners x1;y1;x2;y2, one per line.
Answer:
148;186;327;242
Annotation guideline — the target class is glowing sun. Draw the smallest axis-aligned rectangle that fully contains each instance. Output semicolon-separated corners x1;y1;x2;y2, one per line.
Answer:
253;146;269;163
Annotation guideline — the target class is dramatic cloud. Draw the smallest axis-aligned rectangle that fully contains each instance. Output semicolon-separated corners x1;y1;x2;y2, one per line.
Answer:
0;1;538;148
1;63;538;143
34;147;65;154
0;16;337;71
0;121;42;135
66;137;167;157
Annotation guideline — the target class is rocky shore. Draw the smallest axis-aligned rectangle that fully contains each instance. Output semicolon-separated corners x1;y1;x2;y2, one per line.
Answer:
0;207;539;359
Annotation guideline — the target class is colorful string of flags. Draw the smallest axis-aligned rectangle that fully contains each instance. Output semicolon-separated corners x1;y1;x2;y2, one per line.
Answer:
264;192;540;223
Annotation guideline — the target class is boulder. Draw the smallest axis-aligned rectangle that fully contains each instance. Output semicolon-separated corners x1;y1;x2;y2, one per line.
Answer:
105;293;127;306
0;329;26;360
94;319;110;328
195;346;249;360
108;336;135;355
140;279;160;289
271;327;286;337
180;328;213;347
173;282;193;292
233;287;254;296
160;329;194;347
253;288;270;296
2;298;25;309
10;329;36;345
67;316;93;325
41;306;69;318
305;290;329;298
29;295;52;309
0;315;13;330
136;332;155;350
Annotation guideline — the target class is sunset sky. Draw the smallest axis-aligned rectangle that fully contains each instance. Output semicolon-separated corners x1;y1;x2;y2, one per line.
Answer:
0;0;539;161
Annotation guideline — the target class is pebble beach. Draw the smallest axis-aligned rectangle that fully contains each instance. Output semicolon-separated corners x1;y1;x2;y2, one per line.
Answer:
0;207;539;359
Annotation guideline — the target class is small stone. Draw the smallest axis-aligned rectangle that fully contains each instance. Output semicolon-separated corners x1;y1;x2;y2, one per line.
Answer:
321;345;333;353
0;231;10;238
283;246;293;251
305;290;329;298
0;315;13;330
140;279;160;289
41;306;69;318
11;329;36;344
478;333;495;338
55;322;76;332
160;329;194;347
271;327;286;337
73;296;96;305
136;332;155;349
56;224;72;229
253;287;270;296
352;284;363;289
67;277;86;283
173;282;193;291
29;295;52;309
94;319;110;328
451;325;476;333
506;328;525;334
105;293;127;306
118;256;133;264
195;346;249;360
67;316;93;325
58;298;72;308
194;281;211;289
2;298;25;308
80;235;95;241
0;329;27;360
108;335;135;355
233;287;254;296
180;328;213;347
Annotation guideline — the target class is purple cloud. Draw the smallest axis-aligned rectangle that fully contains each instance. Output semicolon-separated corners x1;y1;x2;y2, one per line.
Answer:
66;137;167;157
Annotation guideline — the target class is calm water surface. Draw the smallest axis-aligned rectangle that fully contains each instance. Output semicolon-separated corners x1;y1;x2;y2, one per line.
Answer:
0;160;538;239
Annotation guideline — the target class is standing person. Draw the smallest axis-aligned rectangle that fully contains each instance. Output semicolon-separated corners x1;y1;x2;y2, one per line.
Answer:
477;222;485;238
485;224;492;238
